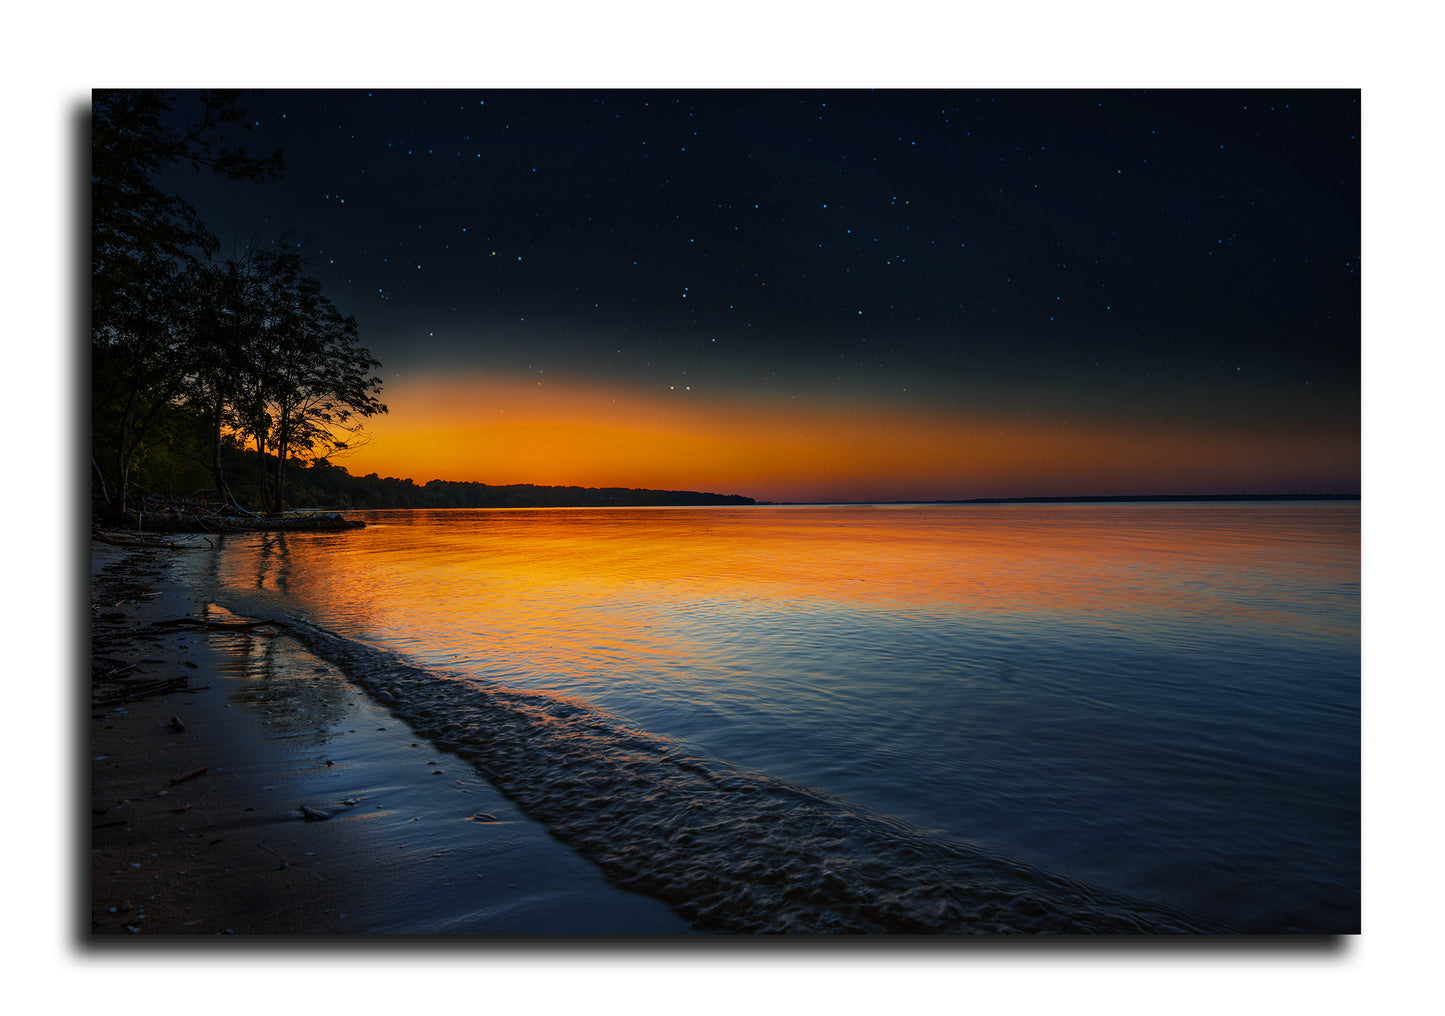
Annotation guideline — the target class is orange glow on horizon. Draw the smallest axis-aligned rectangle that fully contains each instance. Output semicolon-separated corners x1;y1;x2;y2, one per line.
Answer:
332;373;1359;502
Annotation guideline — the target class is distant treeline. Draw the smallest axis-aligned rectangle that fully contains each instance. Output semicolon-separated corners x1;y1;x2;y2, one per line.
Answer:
146;449;752;509
291;458;753;509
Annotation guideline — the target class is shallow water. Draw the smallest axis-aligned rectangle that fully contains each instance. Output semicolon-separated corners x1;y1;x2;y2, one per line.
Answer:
178;502;1359;932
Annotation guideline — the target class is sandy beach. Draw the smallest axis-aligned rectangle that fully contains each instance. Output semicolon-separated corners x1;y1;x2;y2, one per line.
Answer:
89;539;693;935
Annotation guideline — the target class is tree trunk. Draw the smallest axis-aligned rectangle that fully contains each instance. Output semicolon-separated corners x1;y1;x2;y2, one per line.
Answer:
254;433;273;514
92;458;111;510
116;453;131;518
273;414;290;512
208;398;231;509
115;390;137;517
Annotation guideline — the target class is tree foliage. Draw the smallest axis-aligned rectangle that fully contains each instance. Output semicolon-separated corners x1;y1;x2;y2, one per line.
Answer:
92;90;282;338
91;89;385;518
183;244;386;513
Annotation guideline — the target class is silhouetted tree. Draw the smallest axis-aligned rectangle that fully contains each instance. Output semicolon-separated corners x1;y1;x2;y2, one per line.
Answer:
91;91;384;519
263;269;386;511
178;246;275;512
241;247;386;512
91;89;283;516
177;242;386;514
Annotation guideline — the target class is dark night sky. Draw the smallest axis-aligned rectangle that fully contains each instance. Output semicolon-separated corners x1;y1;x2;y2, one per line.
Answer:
155;87;1360;500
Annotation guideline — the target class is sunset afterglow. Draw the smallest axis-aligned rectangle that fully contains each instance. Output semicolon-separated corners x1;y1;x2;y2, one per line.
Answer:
337;372;1359;502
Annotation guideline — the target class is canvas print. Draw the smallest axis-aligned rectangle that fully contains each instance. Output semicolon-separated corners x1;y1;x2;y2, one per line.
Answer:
90;89;1359;935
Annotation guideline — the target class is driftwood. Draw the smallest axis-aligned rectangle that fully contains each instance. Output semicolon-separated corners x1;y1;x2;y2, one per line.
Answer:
96;493;365;538
156;512;363;533
96;514;363;538
91;527;205;549
92;675;198;707
92;619;282;708
149;617;286;634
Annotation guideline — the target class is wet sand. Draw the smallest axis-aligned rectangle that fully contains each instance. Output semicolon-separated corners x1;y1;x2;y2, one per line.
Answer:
89;540;693;935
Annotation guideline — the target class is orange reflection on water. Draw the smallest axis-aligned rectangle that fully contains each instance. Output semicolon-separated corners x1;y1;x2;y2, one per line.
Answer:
220;504;1360;673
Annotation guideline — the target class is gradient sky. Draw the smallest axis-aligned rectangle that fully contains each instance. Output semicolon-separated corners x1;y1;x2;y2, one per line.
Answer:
158;88;1360;502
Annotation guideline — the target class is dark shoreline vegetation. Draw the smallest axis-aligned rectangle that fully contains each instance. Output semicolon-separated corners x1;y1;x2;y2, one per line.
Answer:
94;453;756;537
135;444;754;512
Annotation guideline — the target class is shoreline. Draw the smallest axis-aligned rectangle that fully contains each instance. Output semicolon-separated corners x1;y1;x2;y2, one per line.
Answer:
89;528;1251;935
89;539;692;935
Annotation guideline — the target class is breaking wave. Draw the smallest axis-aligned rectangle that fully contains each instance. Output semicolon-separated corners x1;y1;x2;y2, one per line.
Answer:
216;609;1234;934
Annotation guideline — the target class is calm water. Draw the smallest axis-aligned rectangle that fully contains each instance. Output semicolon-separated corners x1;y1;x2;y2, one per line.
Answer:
178;502;1359;932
